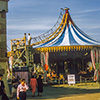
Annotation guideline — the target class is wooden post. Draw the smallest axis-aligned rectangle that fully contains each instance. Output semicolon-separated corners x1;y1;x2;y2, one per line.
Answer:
82;59;84;71
58;78;60;88
63;77;65;84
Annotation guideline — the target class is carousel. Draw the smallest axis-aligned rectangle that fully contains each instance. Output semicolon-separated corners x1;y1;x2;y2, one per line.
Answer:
8;8;100;83
31;8;100;82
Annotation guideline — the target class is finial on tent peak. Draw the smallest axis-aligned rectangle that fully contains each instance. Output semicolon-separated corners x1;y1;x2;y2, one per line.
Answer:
64;8;69;11
60;8;69;11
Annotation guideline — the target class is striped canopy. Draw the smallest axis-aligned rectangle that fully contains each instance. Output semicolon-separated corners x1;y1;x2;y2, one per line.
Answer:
32;8;100;49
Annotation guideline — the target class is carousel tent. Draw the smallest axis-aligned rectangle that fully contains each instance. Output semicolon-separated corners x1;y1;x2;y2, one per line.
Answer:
31;8;100;81
32;8;100;51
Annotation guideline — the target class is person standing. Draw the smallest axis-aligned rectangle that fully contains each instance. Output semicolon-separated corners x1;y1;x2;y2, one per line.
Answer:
30;75;37;97
17;79;29;100
37;75;43;96
28;33;32;45
16;75;21;84
10;76;18;99
0;74;6;99
7;75;12;95
98;67;100;84
23;33;26;46
23;33;26;41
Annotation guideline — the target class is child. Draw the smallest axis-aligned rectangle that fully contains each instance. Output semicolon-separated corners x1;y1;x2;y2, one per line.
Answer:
17;79;29;100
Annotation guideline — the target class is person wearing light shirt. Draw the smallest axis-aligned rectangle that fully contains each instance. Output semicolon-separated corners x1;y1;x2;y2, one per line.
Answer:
28;33;32;45
17;79;29;100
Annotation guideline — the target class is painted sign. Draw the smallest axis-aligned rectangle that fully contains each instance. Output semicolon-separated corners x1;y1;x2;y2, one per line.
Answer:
67;74;75;85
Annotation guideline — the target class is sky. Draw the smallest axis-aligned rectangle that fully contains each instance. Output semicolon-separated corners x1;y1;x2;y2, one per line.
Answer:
7;0;100;50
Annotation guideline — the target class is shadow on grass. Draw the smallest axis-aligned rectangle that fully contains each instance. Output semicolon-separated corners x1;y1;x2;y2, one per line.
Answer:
27;84;100;99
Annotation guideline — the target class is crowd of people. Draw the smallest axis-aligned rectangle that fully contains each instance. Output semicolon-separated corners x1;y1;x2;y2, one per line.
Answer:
0;73;43;100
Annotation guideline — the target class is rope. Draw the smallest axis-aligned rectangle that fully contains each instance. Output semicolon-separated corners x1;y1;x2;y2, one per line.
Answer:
31;9;65;45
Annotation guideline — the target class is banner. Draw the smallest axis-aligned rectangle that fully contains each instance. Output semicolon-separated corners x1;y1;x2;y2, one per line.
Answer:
41;51;49;71
40;51;49;83
91;49;96;69
91;48;100;81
